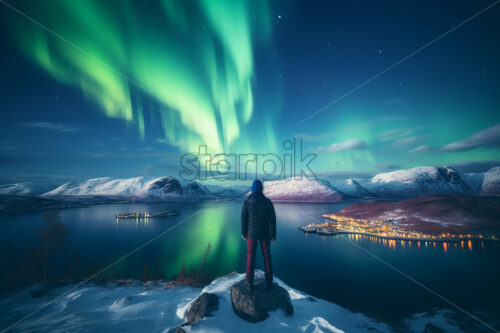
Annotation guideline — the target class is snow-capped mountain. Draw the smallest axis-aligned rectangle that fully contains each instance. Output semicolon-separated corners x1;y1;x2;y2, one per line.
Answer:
332;178;375;198
262;178;345;202
43;176;347;202
365;166;474;197
5;165;497;207
481;167;500;196
41;176;246;200
43;177;147;197
0;182;56;196
143;177;209;197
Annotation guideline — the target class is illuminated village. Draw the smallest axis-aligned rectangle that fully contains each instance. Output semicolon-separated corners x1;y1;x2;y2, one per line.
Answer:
115;210;180;219
299;213;497;243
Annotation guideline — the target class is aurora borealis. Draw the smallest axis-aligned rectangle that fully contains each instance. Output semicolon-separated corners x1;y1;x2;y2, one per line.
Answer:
0;0;499;182
6;0;273;152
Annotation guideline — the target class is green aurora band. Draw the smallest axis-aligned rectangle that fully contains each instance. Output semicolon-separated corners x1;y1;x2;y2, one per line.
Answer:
8;0;274;153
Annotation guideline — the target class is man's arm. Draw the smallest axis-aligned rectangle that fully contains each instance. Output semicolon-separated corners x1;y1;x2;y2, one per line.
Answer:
241;200;249;239
268;200;276;240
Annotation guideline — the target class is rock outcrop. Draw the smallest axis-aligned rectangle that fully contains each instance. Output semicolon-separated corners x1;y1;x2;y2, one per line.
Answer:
230;278;293;322
186;292;219;324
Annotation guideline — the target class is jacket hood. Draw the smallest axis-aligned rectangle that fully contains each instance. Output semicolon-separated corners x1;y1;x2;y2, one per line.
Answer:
251;180;263;193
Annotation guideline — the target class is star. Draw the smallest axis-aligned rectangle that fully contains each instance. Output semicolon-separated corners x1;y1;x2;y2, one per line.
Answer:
378;49;383;54
278;14;282;19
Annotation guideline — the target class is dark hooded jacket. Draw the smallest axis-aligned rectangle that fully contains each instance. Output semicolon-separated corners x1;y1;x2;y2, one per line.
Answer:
241;193;276;240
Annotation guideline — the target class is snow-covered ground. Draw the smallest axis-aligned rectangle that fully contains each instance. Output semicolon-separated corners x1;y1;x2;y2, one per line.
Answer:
0;271;473;333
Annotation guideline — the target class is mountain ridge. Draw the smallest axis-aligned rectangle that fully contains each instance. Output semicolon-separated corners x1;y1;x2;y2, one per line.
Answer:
364;166;474;197
0;166;498;205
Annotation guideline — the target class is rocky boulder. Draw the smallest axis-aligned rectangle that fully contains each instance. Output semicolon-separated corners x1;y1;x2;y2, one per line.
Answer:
230;278;293;322
186;292;219;324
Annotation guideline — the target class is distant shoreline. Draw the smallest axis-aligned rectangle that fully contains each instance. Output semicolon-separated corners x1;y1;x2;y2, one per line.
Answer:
298;226;495;243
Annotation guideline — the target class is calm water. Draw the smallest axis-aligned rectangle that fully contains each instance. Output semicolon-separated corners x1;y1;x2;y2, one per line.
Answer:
0;200;499;328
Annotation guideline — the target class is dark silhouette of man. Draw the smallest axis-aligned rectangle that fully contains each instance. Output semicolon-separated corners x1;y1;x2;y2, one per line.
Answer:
241;179;276;291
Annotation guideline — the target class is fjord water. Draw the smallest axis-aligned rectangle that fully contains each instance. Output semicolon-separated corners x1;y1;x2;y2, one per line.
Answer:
0;200;499;327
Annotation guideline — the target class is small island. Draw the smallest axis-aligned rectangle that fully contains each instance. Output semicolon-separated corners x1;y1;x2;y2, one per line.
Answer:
116;210;180;219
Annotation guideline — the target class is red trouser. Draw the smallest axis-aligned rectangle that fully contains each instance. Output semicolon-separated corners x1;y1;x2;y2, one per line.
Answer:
246;238;273;284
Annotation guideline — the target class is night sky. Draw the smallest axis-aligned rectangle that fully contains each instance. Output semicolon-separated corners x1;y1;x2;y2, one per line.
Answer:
0;0;499;184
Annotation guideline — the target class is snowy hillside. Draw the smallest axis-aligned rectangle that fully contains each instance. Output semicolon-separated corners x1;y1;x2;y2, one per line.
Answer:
262;178;345;202
0;271;471;332
366;166;474;197
41;176;249;200
4;165;496;205
0;271;389;332
0;182;56;196
42;177;147;197
481;167;500;196
6;176;345;203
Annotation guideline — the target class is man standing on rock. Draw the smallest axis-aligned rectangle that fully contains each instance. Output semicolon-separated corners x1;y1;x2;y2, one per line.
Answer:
241;179;276;291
